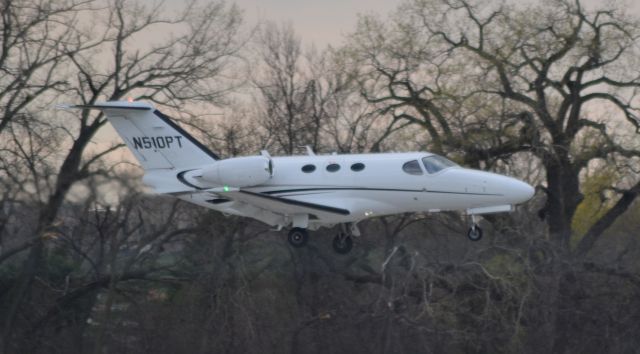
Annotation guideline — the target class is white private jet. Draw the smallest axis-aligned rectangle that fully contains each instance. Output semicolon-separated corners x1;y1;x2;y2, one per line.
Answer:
63;101;534;254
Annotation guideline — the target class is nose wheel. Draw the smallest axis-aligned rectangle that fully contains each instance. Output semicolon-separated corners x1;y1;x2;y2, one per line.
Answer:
467;224;483;241
288;227;309;248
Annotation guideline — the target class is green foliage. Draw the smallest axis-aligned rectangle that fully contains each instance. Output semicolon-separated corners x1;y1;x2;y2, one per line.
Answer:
44;247;77;283
0;264;19;282
571;168;618;245
485;253;524;279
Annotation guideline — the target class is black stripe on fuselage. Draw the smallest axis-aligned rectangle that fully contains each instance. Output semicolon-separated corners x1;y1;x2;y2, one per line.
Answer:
73;104;152;111
239;190;350;215
270;192;330;197
425;189;502;196
207;198;231;204
262;187;420;195
261;187;502;197
153;110;220;160
177;170;208;190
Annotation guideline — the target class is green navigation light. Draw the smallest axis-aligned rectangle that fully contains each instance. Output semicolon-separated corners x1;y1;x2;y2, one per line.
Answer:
223;185;230;192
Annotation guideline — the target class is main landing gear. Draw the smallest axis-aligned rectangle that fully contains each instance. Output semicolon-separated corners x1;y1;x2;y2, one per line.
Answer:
288;227;309;248
332;223;358;254
332;232;353;254
286;224;357;254
467;215;483;242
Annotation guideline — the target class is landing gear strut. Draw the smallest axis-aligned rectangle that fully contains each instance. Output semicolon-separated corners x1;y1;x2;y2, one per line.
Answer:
288;227;309;248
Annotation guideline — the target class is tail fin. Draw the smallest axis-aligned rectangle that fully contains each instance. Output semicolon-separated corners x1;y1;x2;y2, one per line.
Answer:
64;101;218;170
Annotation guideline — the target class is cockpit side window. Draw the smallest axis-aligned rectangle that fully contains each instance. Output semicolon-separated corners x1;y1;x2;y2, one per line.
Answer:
422;155;457;174
402;160;423;175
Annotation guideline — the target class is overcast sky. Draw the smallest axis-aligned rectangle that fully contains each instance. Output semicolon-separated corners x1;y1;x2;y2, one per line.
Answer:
219;0;640;48
219;0;399;47
91;0;640;173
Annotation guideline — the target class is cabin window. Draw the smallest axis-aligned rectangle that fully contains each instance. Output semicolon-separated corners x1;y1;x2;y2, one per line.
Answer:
350;162;365;172
301;164;316;173
422;155;457;174
326;163;340;172
402;160;423;175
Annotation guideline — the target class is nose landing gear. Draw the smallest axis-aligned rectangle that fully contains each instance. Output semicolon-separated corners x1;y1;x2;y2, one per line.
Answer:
467;214;483;241
467;224;483;241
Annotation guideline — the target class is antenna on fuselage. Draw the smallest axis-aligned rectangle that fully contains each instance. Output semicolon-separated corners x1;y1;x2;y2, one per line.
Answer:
299;145;316;156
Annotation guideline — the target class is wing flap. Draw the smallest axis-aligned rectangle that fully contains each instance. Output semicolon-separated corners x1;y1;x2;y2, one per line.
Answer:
222;190;350;217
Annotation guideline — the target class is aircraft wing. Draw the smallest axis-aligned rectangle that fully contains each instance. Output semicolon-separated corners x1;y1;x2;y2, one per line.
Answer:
219;189;351;218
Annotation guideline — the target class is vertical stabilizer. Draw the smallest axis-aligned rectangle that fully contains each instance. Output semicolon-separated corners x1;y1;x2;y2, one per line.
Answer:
66;101;218;170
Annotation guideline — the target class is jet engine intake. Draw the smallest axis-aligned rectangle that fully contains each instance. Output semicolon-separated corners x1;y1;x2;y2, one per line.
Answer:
200;156;273;187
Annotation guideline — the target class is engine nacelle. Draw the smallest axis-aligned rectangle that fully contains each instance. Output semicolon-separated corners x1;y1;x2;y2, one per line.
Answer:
200;156;273;187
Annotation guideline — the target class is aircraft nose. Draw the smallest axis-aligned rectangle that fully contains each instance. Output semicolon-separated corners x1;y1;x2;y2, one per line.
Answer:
506;179;535;204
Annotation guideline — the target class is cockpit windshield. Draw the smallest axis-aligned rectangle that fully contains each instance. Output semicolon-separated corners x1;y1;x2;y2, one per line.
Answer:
422;155;458;174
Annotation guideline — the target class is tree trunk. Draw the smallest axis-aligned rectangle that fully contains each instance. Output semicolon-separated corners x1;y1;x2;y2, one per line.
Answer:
542;154;582;354
1;127;97;352
543;156;581;251
1;240;43;354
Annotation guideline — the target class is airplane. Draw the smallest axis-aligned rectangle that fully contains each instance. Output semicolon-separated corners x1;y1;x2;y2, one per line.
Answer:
61;101;535;254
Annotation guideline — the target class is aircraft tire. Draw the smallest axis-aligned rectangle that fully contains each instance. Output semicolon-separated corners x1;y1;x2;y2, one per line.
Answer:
332;233;353;254
467;225;483;241
288;228;309;248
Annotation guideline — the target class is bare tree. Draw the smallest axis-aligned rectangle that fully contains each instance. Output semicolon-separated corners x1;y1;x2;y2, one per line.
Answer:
350;0;640;255
251;22;404;155
348;0;640;351
18;178;199;353
0;0;91;134
2;0;640;353
0;0;245;350
251;22;325;154
0;0;94;264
